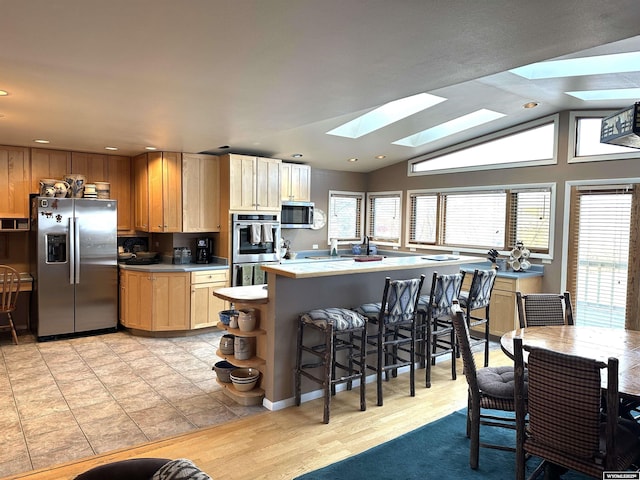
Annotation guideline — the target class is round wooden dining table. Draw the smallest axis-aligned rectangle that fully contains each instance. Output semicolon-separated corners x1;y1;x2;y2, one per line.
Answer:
501;325;640;401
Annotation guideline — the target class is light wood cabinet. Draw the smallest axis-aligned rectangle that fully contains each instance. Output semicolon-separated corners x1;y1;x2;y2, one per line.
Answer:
30;148;71;193
71;152;133;232
223;154;281;212
463;272;542;337
133;153;149;231
182;153;221;232
281;163;311;202
133;152;182;232
107;155;133;232
0;146;30;217
120;270;152;330
120;269;190;331
190;269;229;329
71;152;109;182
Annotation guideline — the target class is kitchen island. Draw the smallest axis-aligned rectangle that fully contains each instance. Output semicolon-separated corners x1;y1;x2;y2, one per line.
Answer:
244;254;484;409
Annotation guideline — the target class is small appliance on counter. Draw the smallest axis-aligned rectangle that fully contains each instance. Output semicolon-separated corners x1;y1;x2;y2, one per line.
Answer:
173;247;192;264
196;237;214;263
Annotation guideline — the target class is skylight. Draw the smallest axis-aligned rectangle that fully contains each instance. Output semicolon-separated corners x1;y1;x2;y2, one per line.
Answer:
326;93;446;139
565;88;640;101
393;109;506;147
510;51;640;79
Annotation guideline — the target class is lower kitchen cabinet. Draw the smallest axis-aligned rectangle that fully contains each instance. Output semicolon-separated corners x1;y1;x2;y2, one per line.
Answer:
191;269;229;329
120;268;230;333
462;271;542;337
120;270;191;332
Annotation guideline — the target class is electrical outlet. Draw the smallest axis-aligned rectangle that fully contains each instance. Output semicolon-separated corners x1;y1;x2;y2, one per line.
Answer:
312;244;319;249
393;246;399;250
410;247;416;252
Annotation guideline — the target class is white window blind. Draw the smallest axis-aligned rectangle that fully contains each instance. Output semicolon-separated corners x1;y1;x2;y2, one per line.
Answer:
569;186;632;329
327;191;364;243
442;192;506;248
509;189;551;252
367;192;401;244
409;193;437;244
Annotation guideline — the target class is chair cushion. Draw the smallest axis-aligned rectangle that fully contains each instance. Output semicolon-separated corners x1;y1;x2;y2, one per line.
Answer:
301;308;366;330
354;302;382;321
477;366;522;399
151;458;212;480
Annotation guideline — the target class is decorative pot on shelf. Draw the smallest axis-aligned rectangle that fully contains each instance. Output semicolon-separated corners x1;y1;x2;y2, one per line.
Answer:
234;336;254;360
238;309;256;332
220;334;235;355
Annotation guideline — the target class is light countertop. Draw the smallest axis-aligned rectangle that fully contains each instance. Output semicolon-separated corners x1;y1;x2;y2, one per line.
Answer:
212;284;268;304
118;261;228;273
263;254;485;279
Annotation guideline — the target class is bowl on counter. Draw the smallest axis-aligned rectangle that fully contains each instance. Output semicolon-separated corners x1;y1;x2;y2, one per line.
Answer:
213;360;237;383
118;252;135;261
135;251;158;259
230;367;260;392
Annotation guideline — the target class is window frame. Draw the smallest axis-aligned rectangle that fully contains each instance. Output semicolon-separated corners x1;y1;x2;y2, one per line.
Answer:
327;190;365;245
407;114;559;176
365;190;403;247
567;110;640;164
406;183;555;260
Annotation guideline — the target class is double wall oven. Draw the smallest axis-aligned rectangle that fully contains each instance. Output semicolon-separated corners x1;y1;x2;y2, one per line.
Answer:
232;213;281;286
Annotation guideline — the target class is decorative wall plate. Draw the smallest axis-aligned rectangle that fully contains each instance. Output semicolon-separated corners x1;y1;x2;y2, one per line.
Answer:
311;208;326;230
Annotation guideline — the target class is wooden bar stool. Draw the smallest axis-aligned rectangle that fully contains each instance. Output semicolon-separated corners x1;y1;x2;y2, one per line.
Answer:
417;271;465;387
294;307;367;424
354;275;425;406
458;268;497;368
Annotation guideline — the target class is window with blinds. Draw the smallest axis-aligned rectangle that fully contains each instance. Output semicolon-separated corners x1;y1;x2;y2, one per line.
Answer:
407;186;552;253
367;191;402;245
327;190;364;243
567;185;633;329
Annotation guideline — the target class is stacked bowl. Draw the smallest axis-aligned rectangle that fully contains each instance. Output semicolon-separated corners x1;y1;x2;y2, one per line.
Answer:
230;368;260;391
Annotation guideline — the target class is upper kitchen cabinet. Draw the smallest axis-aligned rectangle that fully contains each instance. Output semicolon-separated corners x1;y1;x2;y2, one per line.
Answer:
70;152;109;181
0;146;30;218
30;148;71;193
281;163;311;202
133;151;182;233
71;152;133;232
182;153;221;232
220;154;281;212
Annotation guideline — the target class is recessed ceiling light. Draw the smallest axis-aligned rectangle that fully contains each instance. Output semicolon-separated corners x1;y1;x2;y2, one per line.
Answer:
105;146;118;151
291;153;303;158
218;145;230;149
510;51;640;79
565;88;640;101
327;93;447;139
33;139;50;144
375;155;386;159
393;109;506;147
523;102;539;109
0;90;8;96
145;146;157;150
348;158;358;162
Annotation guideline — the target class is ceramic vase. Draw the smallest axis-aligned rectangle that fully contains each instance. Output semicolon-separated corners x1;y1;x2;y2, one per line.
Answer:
238;309;256;332
234;336;253;360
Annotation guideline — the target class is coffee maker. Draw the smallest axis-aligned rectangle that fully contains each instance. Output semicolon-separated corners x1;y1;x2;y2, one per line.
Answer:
196;237;214;264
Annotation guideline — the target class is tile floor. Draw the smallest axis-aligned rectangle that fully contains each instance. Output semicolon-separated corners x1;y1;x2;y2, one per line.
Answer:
0;329;265;477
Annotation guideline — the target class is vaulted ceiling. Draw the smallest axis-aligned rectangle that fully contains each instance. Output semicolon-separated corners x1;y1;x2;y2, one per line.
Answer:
1;0;640;172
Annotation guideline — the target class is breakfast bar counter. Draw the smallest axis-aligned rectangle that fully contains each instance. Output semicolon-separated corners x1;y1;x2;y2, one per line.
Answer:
255;254;484;409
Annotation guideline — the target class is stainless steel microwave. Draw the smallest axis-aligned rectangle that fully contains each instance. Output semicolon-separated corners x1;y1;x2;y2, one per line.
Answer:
281;201;314;228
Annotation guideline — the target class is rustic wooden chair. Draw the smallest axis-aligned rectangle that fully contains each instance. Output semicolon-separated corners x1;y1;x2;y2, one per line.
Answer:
451;303;524;470
0;265;21;344
417;271;465;387
458;268;497;367
513;336;640;479
354;275;425;406
516;291;573;328
295;307;368;423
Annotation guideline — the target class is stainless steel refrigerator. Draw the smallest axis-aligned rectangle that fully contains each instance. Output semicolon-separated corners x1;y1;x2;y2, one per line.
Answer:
30;196;118;340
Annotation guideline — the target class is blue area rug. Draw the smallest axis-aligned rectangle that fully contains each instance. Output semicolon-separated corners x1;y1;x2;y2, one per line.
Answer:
295;409;592;480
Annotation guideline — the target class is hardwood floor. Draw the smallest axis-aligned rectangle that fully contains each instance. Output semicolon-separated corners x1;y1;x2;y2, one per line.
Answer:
1;347;511;480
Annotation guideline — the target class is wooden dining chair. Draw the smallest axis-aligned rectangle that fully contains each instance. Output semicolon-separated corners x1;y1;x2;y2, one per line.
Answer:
451;303;524;470
516;291;573;328
0;265;21;345
513;336;640;479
